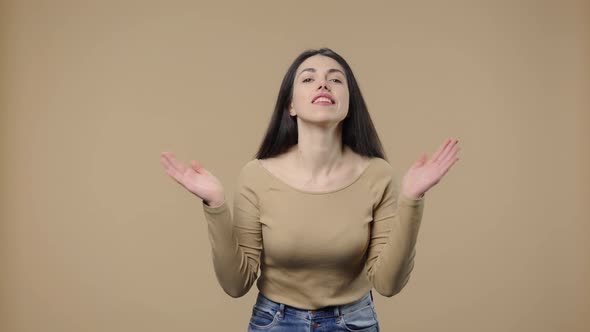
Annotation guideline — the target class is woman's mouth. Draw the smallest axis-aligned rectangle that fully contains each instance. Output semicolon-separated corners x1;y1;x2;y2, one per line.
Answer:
312;97;334;106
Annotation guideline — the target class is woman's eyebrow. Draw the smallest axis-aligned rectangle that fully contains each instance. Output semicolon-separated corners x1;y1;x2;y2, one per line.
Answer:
297;68;345;77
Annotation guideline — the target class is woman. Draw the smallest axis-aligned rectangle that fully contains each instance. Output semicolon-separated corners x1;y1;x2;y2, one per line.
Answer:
160;48;460;331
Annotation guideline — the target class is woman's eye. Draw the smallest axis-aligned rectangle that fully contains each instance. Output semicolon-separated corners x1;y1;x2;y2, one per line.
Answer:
302;78;342;83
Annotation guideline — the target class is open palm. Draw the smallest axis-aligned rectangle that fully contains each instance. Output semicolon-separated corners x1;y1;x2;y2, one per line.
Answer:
401;138;461;199
160;151;225;204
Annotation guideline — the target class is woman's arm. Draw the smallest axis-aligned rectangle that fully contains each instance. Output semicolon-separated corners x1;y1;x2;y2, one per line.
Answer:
366;172;425;297
366;137;459;296
202;166;262;298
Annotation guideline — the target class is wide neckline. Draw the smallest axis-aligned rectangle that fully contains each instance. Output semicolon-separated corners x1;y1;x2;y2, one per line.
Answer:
254;157;377;195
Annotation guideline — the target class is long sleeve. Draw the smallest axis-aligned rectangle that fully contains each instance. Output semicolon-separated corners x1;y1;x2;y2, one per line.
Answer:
366;170;425;297
201;166;262;298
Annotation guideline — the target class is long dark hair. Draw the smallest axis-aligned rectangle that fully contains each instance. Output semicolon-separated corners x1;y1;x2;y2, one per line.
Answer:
254;48;388;162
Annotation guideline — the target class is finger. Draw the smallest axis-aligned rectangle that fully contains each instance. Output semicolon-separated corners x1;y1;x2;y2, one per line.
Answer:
411;153;426;168
195;161;212;176
160;155;175;172
435;139;458;164
162;152;187;173
430;138;452;164
160;156;182;180
161;155;189;185
439;156;459;177
165;166;182;183
191;160;204;173
161;156;183;178
160;152;177;171
439;144;460;165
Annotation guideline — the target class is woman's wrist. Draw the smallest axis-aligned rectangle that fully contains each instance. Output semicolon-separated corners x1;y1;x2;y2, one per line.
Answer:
204;192;226;208
401;190;424;200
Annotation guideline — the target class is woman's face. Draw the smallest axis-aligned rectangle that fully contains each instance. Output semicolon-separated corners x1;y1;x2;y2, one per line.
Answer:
288;55;349;125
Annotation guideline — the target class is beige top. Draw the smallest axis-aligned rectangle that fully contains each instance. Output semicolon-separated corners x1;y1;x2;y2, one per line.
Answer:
201;157;425;310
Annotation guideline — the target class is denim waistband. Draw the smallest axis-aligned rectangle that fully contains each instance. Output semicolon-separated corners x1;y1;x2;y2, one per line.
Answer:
254;290;375;320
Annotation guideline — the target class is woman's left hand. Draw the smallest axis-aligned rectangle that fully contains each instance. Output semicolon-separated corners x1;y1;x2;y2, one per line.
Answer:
401;138;461;199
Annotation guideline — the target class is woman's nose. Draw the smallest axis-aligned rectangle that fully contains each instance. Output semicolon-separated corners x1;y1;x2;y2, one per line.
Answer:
317;81;330;91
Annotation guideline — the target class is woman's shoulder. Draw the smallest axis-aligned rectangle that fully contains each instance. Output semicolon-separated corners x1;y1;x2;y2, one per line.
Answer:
240;158;265;177
368;156;393;172
231;158;268;189
360;157;400;196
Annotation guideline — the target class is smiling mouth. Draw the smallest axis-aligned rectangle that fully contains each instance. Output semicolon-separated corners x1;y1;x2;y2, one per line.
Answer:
313;102;334;106
312;97;335;105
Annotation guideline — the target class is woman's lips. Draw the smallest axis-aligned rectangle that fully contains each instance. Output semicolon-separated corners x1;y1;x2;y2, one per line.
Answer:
313;101;333;106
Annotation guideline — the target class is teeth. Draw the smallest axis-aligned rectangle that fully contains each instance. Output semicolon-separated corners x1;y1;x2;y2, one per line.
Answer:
314;97;333;103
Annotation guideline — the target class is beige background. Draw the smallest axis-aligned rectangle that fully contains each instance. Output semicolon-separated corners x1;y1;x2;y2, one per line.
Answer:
1;0;588;331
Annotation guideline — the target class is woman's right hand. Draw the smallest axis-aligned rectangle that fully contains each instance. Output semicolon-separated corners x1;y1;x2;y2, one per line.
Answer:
160;151;225;207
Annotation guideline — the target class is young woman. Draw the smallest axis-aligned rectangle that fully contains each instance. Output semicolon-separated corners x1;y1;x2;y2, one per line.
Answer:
160;48;460;331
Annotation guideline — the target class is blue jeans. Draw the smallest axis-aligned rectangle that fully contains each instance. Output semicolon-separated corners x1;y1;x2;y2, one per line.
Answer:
247;290;380;331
